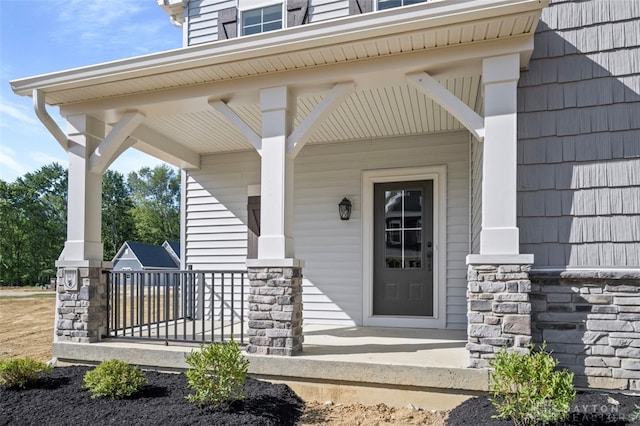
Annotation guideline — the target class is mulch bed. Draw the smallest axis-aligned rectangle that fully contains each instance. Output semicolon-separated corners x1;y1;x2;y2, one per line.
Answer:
448;391;640;425
0;366;303;426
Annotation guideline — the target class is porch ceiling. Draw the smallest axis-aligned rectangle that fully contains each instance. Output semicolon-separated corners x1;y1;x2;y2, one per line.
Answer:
144;78;480;154
11;0;547;164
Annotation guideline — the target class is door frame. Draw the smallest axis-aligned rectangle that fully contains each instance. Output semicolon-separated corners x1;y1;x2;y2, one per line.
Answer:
362;166;447;328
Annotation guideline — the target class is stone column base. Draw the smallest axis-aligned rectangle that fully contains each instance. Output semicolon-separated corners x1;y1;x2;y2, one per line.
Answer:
246;260;303;356
55;262;108;343
466;256;534;368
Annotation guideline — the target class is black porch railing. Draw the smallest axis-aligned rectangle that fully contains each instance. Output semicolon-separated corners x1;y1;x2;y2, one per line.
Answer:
106;270;247;344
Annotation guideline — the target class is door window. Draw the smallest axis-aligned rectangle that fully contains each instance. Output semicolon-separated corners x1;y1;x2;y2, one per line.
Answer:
383;189;423;269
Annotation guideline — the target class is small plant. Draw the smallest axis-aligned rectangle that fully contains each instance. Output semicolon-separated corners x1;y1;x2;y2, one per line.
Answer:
630;404;640;422
489;343;576;426
184;340;249;408
0;357;52;389
83;359;147;399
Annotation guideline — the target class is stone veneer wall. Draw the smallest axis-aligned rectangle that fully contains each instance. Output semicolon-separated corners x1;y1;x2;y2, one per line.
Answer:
55;266;107;343
467;263;533;368
531;271;640;391
246;266;303;356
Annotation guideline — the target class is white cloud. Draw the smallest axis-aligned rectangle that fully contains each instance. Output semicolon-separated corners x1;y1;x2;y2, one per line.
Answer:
0;144;69;182
52;0;177;55
0;145;29;182
0;98;39;128
31;151;66;167
57;0;143;29
108;149;172;177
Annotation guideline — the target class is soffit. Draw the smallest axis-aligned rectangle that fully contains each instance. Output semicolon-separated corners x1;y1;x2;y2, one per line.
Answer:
44;11;532;106
143;75;480;154
13;1;544;106
11;0;545;160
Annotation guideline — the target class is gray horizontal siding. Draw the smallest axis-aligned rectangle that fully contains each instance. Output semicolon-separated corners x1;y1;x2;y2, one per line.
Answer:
186;0;235;46
185;151;261;269
518;0;640;268
185;0;349;45
470;136;482;254
309;0;349;23
112;259;143;272
295;132;470;329
185;132;470;329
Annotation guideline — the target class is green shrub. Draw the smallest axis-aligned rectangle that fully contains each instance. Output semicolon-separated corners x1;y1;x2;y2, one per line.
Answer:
184;341;249;408
83;359;147;399
489;343;576;426
0;357;52;389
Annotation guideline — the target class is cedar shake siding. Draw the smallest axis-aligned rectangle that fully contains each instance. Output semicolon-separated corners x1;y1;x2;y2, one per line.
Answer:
517;0;640;268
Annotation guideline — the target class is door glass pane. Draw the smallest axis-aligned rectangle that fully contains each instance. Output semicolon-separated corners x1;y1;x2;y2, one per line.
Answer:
384;188;422;269
404;230;421;268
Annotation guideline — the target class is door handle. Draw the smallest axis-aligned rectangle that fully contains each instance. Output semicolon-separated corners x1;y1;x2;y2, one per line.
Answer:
426;241;433;272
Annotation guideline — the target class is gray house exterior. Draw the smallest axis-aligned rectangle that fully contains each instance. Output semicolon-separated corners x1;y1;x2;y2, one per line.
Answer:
520;0;640;390
111;241;181;272
9;0;640;394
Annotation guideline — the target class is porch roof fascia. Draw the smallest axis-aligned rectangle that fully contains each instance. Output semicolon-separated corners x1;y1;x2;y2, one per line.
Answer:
10;0;548;105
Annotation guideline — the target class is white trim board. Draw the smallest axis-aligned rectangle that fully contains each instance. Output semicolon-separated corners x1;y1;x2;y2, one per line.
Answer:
362;165;447;329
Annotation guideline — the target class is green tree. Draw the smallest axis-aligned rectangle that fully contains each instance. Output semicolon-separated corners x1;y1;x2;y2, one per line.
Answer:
0;162;181;286
0;164;67;285
102;170;135;260
128;165;180;245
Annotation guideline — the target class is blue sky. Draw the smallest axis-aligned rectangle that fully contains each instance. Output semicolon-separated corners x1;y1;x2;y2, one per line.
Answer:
0;0;182;183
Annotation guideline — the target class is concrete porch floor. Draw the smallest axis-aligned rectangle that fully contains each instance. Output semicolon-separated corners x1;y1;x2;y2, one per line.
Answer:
53;324;488;410
301;324;469;368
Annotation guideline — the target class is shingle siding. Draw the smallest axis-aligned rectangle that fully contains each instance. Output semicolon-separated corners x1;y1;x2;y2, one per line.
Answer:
518;0;640;268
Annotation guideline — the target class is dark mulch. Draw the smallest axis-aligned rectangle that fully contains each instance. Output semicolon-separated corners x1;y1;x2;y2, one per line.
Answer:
0;366;303;426
448;391;640;425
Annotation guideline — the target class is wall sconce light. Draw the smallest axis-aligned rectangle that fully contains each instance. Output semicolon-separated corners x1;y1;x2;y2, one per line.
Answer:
338;197;352;221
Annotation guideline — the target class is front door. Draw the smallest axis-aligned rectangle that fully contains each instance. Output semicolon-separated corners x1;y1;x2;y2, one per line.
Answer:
373;180;433;316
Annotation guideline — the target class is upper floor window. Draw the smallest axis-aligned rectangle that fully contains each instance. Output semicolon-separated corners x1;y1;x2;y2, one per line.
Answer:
377;0;426;11
242;3;283;36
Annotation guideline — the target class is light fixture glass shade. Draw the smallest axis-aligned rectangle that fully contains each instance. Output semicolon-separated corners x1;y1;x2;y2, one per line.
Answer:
338;197;352;220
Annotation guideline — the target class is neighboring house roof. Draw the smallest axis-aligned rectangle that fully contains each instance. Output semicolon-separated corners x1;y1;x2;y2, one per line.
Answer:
164;240;180;257
113;241;180;269
163;240;181;265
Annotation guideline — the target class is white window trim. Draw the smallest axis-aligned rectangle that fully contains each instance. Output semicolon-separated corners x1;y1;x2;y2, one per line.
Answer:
375;0;426;12
237;0;281;11
240;2;285;36
362;165;447;329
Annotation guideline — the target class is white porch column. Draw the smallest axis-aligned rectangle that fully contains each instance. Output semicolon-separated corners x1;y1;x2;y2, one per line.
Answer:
61;114;105;262
480;54;520;255
54;114;109;344
466;54;534;368
258;86;296;259
247;86;303;356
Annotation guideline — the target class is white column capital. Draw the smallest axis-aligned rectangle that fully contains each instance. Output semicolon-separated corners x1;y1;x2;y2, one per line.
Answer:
482;54;520;85
260;86;295;112
66;114;106;140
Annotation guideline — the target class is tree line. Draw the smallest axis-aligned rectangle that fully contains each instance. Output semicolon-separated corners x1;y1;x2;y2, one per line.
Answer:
0;163;180;286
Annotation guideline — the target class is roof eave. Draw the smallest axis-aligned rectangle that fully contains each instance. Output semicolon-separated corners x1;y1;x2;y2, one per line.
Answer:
10;0;548;100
